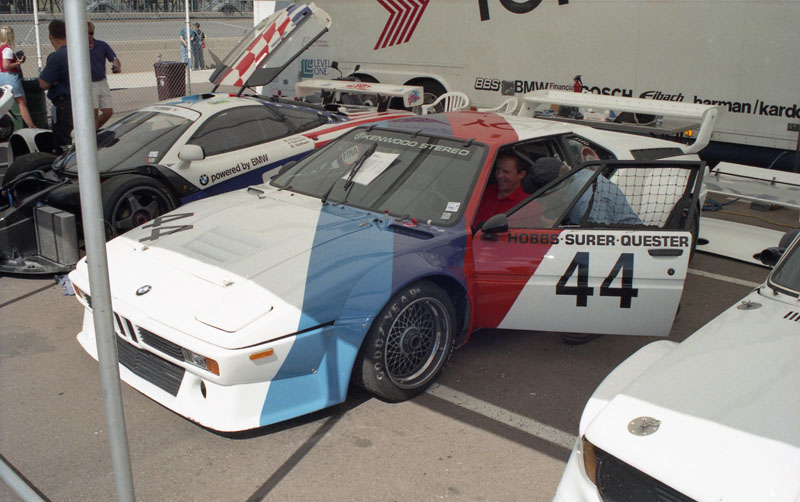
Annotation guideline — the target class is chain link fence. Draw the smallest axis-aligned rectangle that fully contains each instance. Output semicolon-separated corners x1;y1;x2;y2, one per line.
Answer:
2;0;255;118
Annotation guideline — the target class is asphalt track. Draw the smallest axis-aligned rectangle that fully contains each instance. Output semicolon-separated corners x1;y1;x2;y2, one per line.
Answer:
5;18;254;75
0;203;783;501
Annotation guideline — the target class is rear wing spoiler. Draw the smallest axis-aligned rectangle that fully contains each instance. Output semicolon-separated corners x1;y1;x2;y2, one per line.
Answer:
698;162;800;265
295;79;424;109
703;162;800;210
519;90;720;154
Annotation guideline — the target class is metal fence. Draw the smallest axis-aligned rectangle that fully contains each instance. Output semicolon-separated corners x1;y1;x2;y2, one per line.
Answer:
2;0;252;14
2;1;255;117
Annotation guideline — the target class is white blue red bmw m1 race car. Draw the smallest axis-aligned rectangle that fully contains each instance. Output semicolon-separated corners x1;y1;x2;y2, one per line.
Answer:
69;92;716;431
553;230;800;502
0;2;418;275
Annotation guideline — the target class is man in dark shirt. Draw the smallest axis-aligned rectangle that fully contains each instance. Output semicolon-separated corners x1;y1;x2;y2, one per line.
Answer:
88;21;121;128
475;152;528;228
38;19;72;149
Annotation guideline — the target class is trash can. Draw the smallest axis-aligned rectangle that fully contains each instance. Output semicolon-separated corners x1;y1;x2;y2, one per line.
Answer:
154;61;187;101
22;78;49;129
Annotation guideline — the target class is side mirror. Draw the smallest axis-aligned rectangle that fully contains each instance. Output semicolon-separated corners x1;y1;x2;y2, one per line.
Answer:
178;144;205;162
176;144;205;170
480;213;509;240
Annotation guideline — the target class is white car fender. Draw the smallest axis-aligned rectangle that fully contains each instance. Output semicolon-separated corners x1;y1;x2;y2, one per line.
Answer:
7;127;52;165
578;340;677;436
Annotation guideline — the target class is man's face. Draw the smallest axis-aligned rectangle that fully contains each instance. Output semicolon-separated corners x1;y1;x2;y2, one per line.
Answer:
495;156;525;195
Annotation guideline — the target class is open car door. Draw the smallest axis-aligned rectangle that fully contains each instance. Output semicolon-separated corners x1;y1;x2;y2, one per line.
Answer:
209;3;331;89
472;160;704;337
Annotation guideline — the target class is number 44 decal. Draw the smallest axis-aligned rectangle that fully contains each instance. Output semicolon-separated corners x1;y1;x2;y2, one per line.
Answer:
556;252;639;308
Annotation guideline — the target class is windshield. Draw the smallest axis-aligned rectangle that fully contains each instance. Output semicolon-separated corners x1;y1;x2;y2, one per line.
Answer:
271;129;487;226
769;238;800;296
63;111;193;174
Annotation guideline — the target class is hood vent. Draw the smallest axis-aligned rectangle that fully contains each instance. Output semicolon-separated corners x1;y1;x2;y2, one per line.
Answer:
783;311;800;323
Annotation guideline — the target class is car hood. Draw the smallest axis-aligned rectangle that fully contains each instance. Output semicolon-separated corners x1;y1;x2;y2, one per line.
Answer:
585;289;800;501
95;186;427;349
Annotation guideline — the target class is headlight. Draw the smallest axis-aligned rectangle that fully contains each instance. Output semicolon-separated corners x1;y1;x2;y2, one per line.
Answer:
181;348;220;375
581;435;598;485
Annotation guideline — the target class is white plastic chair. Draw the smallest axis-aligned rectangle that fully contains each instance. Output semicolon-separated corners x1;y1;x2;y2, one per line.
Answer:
421;91;470;114
477;97;518;114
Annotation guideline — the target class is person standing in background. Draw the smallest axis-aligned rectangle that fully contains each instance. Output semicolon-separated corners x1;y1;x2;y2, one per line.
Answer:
88;21;121;129
192;22;205;70
0;26;35;129
179;23;196;66
38;19;72;150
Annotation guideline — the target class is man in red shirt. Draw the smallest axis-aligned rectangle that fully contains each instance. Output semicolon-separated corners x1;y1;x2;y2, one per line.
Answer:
474;153;528;228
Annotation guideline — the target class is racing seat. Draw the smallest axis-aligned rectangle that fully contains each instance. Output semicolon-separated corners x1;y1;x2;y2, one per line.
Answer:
477;97;518;114
421;92;470;114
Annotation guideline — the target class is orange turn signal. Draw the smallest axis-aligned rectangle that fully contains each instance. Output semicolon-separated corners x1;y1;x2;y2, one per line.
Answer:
249;348;275;361
205;358;220;376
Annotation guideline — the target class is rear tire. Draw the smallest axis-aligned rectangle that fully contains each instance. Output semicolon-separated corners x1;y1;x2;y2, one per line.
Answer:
101;175;177;238
3;152;57;185
2;152;58;200
355;281;455;402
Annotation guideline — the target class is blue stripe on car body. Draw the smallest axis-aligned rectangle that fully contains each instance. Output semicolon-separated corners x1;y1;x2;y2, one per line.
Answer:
260;204;394;425
259;205;471;426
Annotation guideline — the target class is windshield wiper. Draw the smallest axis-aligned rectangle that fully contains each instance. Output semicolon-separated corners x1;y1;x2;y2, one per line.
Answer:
321;142;377;205
343;143;377;190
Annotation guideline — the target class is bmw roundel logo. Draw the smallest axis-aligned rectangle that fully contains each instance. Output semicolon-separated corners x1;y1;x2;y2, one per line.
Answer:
199;174;209;186
136;285;152;296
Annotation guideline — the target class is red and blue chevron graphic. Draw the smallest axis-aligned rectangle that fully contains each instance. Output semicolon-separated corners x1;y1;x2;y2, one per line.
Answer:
374;0;430;50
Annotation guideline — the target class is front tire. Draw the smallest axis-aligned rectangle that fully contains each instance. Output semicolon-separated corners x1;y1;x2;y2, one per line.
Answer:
101;174;177;238
355;281;455;402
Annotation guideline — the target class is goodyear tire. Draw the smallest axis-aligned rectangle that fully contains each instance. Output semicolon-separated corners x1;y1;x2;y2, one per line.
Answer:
3;152;57;185
355;281;455;402
101;174;177;238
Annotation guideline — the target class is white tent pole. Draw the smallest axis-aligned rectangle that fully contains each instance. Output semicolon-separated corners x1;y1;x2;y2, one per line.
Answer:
63;1;136;500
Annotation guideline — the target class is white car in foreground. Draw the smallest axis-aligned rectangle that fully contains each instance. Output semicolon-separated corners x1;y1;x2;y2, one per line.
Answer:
554;231;800;501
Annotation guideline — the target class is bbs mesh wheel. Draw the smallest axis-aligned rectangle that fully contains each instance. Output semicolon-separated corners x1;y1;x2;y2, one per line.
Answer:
355;281;455;402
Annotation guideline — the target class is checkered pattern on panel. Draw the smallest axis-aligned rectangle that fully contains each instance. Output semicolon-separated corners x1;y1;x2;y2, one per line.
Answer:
218;5;309;87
